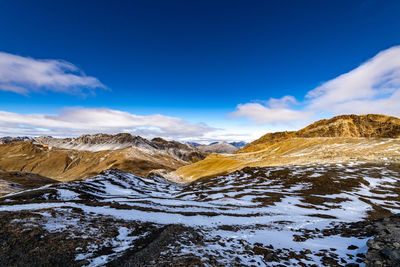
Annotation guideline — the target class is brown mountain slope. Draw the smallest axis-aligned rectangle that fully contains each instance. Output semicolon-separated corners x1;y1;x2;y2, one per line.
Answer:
238;114;400;153
0;170;58;196
170;114;400;182
0;135;205;182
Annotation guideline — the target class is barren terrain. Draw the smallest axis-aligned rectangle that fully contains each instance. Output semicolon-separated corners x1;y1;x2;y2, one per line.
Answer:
1;162;399;266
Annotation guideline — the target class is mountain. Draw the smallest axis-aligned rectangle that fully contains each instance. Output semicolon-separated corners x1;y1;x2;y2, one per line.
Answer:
169;114;400;182
0;136;31;144
238;114;400;153
185;141;248;154
33;134;197;153
229;141;248;149
0;133;205;181
196;142;239;154
184;141;201;147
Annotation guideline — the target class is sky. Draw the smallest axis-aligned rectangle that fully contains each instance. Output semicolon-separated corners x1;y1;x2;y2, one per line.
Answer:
1;0;400;143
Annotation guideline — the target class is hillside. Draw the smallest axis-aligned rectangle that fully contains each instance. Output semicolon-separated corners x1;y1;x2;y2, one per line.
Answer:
0;134;205;182
0;170;58;196
238;114;400;153
169;114;400;182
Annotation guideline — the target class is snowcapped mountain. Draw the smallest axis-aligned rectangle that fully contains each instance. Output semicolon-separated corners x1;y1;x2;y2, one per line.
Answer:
196;142;239;154
183;141;248;154
0;133;205;181
229;141;248;148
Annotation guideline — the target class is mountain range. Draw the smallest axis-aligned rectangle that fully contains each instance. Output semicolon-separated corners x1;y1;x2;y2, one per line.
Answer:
0;134;205;185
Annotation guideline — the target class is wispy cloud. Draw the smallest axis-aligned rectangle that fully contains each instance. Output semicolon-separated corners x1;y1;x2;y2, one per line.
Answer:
232;45;400;126
0;52;105;95
307;45;400;115
0;108;215;140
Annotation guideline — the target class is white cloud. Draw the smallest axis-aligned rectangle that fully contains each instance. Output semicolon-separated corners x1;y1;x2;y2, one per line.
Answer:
232;45;400;126
267;95;298;109
307;45;400;116
0;52;105;95
0;108;215;140
231;101;311;124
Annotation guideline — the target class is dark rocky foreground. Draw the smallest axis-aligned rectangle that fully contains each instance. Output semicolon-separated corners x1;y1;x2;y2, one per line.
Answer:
1;209;398;267
365;214;400;266
1;163;400;266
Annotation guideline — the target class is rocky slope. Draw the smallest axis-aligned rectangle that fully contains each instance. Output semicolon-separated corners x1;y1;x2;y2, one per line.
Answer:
170;114;400;182
0;134;205;182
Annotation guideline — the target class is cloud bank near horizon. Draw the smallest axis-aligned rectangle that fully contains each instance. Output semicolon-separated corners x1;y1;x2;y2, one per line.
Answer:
0;52;105;95
232;45;400;125
0;108;216;141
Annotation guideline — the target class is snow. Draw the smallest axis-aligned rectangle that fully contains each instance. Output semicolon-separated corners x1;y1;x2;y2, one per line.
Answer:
74;226;144;267
57;189;80;200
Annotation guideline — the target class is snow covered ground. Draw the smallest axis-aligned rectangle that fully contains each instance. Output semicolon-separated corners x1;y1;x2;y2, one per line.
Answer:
1;162;399;266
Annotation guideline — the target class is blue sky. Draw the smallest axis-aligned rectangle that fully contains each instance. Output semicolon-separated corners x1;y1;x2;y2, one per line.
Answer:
1;0;400;142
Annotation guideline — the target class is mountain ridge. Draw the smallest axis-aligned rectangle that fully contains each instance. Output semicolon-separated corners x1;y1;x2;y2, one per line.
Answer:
0;134;205;181
238;114;400;153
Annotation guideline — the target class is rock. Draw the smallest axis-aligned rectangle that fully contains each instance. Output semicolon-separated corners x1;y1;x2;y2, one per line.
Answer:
367;239;382;250
347;245;359;250
365;214;400;266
